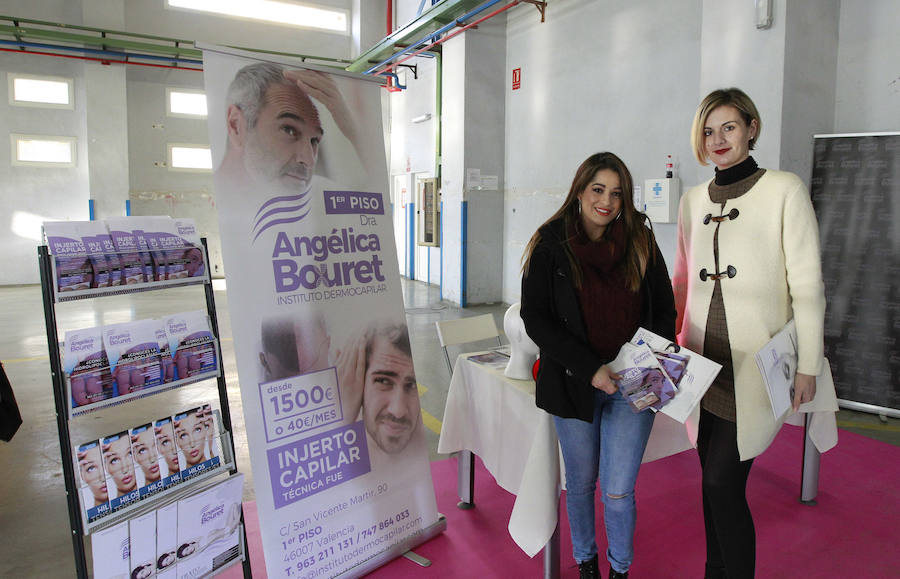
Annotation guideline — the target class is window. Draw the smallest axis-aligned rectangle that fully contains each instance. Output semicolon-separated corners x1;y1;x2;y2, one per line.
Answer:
168;144;213;172
8;74;74;109
165;0;348;33
167;88;208;118
11;134;76;167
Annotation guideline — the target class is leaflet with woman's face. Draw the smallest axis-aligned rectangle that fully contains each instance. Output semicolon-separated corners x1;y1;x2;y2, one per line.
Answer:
173;404;222;481
101;431;140;511
76;439;110;523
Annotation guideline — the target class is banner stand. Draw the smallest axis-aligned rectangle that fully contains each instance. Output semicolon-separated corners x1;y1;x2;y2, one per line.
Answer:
811;132;900;418
336;514;447;578
201;44;443;577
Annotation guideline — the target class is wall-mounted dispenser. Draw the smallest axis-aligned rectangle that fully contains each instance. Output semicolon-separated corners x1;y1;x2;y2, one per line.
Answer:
643;178;680;223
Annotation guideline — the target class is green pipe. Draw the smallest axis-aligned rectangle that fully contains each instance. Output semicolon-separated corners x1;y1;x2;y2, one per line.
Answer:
435;50;442;181
224;46;352;66
0;24;201;58
0;14;194;44
0;15;350;65
346;0;485;73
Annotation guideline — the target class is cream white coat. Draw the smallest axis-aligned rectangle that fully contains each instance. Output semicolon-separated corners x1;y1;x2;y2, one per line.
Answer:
673;169;827;460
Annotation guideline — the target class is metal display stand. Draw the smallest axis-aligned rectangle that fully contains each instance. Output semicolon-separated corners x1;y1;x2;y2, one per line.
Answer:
38;238;251;579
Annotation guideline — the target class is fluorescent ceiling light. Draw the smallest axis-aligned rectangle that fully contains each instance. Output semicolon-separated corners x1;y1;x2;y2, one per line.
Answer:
169;90;208;117
15;137;74;164
167;0;347;32
170;145;213;170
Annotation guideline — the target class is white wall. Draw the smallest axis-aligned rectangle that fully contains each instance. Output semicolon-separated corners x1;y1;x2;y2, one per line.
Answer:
834;0;900;133
0;1;386;283
440;33;466;304
0;53;90;285
388;56;440;285
353;0;388;59
503;0;702;304
699;0;788;173
84;0;131;222
780;0;840;183
4;0;900;292
124;66;224;273
462;16;506;304
437;16;507;305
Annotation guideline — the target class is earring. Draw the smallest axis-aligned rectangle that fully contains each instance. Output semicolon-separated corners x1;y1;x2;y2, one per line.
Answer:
577;203;582;215
615;211;622;221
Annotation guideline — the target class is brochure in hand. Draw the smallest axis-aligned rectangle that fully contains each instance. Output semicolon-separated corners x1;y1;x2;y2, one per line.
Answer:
620;328;723;422
755;319;797;419
608;342;677;413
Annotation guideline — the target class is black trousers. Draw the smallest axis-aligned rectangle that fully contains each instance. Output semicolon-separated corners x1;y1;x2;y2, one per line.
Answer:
697;409;755;579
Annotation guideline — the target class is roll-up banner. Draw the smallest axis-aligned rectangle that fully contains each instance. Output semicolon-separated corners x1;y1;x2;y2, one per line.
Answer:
201;46;440;578
809;132;900;413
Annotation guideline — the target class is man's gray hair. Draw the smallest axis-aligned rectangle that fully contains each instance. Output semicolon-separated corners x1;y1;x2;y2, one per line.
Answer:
226;62;290;129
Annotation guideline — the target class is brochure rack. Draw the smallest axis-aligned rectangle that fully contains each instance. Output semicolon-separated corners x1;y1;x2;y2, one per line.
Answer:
38;239;251;579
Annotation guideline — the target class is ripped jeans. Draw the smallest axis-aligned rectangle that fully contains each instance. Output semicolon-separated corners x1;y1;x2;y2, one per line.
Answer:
554;389;655;573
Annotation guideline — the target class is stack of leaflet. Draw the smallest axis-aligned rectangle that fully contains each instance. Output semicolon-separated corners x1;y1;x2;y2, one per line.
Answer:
607;328;722;422
43;216;206;296
74;403;224;528
64;310;217;409
90;473;243;579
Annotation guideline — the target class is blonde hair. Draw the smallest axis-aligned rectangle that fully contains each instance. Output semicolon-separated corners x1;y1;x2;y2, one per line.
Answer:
691;88;762;165
521;152;653;292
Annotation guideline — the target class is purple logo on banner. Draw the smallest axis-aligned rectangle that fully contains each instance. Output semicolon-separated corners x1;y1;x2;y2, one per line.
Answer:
324;191;384;215
267;421;370;509
252;192;312;243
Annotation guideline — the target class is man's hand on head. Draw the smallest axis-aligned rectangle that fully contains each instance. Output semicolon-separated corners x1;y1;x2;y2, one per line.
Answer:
284;69;355;143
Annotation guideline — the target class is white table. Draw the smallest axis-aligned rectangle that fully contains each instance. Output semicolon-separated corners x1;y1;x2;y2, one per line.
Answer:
437;353;695;577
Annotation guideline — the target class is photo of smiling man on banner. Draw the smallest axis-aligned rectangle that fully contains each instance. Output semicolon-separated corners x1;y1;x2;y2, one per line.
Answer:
203;48;439;578
336;321;426;461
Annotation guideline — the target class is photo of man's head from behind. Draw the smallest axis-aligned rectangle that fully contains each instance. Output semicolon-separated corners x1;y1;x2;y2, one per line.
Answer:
259;314;331;381
218;62;324;196
362;323;421;455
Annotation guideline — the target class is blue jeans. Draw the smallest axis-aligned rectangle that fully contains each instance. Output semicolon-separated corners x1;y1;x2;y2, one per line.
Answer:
554;389;655;573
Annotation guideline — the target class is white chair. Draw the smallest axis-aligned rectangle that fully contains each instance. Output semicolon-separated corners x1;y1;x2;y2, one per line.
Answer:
435;313;502;376
435;313;502;509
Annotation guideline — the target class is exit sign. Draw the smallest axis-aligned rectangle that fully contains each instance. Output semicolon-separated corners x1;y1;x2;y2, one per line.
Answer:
512;67;521;90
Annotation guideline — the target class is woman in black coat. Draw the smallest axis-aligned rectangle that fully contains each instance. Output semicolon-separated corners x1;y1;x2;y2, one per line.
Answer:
521;152;676;579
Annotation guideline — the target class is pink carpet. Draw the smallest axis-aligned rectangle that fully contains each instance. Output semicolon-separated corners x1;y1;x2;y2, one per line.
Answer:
224;425;900;578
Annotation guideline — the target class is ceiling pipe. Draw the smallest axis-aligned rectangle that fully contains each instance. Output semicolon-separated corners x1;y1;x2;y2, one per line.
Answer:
0;46;202;71
373;0;519;79
0;38;202;65
364;0;506;75
0;14;350;70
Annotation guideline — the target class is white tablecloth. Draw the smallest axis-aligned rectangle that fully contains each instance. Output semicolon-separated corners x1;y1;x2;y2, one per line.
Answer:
437;353;695;557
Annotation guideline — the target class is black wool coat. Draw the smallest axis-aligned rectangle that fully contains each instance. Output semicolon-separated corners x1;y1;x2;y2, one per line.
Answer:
520;217;676;422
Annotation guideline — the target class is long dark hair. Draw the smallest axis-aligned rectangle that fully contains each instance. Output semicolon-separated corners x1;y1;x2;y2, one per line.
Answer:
521;152;654;291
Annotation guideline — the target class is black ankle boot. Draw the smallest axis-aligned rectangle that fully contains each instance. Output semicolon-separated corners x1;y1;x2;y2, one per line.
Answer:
609;566;629;579
578;555;599;579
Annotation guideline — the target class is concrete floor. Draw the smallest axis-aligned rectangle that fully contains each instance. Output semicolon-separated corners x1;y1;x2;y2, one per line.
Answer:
0;278;896;577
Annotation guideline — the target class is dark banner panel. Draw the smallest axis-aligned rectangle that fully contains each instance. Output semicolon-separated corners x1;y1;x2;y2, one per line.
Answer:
810;133;900;411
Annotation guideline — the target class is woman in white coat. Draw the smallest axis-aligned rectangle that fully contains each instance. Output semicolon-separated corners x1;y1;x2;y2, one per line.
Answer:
673;88;826;578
